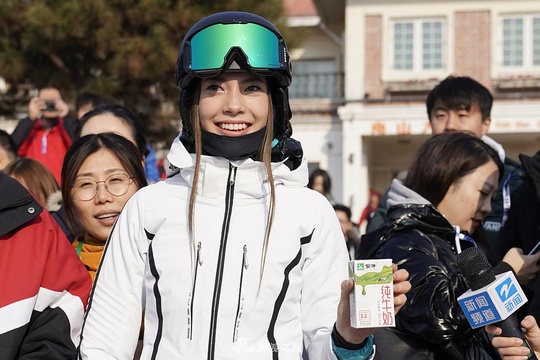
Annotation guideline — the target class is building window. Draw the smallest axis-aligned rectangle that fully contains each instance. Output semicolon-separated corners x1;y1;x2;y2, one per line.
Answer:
503;17;524;66
393;22;413;70
392;19;444;72
501;14;540;69
422;21;443;69
535;18;540;65
289;60;342;99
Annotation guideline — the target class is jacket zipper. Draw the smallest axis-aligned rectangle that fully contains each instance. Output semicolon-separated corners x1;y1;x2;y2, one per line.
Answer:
41;130;49;154
233;245;249;342
208;164;237;359
188;242;203;340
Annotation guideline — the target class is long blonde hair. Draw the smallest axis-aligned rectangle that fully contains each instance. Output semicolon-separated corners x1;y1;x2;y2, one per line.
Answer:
187;81;276;282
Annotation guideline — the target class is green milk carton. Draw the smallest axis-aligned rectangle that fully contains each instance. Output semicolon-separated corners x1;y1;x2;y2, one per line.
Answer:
348;259;394;328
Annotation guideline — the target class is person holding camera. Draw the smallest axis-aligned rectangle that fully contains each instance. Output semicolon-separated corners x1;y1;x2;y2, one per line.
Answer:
11;87;77;184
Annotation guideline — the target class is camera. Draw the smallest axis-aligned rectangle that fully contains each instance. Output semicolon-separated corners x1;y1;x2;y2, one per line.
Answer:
44;100;56;111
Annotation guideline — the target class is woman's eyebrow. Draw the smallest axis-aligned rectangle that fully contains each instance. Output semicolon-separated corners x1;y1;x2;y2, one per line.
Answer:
76;168;126;178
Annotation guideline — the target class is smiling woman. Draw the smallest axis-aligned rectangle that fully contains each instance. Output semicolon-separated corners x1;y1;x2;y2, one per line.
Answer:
199;73;270;135
77;11;410;360
196;72;272;160
61;133;148;281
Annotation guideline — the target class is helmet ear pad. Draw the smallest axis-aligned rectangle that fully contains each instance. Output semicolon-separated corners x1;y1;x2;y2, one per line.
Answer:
178;81;199;136
268;77;292;140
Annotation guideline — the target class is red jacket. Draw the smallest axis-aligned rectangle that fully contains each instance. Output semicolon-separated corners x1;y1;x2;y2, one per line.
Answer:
16;118;73;184
0;173;92;360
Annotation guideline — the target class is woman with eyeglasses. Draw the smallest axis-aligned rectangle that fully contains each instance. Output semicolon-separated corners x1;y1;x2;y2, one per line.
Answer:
75;104;161;184
61;133;148;281
358;131;523;359
78;11;410;360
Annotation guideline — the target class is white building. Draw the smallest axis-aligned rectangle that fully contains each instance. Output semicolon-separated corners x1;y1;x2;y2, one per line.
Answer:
288;0;540;220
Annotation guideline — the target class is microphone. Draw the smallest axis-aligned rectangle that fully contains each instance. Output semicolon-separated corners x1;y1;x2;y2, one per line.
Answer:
456;247;537;359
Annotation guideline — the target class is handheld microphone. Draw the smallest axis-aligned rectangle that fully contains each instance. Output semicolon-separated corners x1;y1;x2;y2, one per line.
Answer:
456;247;537;359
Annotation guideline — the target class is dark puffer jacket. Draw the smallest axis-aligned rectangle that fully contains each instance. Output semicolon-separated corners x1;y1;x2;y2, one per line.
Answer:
498;150;540;321
358;179;505;360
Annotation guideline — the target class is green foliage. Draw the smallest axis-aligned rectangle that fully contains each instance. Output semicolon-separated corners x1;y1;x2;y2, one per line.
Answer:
0;0;289;140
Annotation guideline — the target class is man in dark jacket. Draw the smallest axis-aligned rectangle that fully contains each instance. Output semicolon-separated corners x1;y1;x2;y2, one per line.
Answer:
366;76;524;254
0;172;91;359
498;150;540;261
497;150;540;320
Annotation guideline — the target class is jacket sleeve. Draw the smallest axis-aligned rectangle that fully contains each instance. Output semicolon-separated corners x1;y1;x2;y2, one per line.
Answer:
379;231;471;344
63;115;78;140
301;198;374;360
144;145;161;183
78;194;147;359
497;181;534;259
6;211;92;360
10;117;35;147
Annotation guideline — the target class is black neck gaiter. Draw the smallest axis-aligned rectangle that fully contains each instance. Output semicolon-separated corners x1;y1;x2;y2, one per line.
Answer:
201;127;267;161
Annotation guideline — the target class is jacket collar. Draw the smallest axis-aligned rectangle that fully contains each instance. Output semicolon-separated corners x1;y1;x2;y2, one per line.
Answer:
386;179;454;234
165;135;309;199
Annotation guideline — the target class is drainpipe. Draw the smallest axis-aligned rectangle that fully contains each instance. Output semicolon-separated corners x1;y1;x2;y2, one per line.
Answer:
318;20;343;48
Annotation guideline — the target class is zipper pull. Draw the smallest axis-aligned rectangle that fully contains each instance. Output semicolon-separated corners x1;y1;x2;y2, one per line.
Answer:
197;242;203;266
229;164;237;186
41;130;49;154
243;245;249;270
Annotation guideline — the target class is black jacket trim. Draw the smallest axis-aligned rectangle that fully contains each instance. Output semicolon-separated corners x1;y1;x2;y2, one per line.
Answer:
267;248;302;359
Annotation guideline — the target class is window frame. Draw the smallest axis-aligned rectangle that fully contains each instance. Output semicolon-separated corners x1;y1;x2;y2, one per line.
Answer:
289;59;339;99
383;16;449;81
494;13;540;77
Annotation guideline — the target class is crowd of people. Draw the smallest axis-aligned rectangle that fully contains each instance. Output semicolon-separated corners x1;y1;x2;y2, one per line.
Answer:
308;75;540;359
0;9;538;360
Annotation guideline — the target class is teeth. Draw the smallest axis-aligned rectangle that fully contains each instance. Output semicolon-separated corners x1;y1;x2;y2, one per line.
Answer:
219;123;248;131
96;213;118;220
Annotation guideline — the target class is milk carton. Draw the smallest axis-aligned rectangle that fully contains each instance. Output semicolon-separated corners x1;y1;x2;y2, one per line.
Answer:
348;259;395;328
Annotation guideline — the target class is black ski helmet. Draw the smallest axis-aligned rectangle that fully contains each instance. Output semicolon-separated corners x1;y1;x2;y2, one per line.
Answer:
175;11;293;139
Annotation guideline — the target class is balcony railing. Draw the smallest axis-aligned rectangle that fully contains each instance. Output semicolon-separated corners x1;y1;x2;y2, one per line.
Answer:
289;72;344;99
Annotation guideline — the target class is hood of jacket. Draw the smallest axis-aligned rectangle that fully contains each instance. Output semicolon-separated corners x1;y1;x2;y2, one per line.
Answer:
0;172;43;237
165;135;309;199
46;190;63;212
481;134;505;163
359;179;455;259
387;179;454;235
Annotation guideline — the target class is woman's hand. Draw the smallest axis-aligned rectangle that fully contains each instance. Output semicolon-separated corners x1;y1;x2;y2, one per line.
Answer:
503;247;540;284
335;264;410;344
486;315;540;359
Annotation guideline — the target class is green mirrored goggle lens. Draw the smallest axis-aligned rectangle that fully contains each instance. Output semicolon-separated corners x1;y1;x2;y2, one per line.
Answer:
189;23;281;71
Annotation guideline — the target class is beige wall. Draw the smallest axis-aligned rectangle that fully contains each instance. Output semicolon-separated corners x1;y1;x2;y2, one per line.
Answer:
291;30;343;68
454;11;492;90
364;16;384;100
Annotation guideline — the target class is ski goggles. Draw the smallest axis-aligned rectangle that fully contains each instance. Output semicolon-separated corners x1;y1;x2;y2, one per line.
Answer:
183;23;290;85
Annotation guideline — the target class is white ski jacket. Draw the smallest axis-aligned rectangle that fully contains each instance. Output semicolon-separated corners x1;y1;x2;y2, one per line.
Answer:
78;138;362;360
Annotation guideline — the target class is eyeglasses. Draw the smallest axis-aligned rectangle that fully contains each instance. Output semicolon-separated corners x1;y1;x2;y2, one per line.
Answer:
72;173;134;201
183;23;290;84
